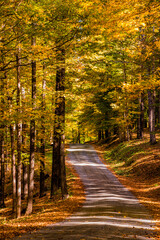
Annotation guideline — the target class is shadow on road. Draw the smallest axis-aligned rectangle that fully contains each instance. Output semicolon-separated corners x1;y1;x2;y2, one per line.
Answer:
15;144;157;240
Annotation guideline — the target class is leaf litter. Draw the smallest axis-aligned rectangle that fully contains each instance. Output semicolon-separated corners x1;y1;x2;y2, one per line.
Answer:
0;159;85;240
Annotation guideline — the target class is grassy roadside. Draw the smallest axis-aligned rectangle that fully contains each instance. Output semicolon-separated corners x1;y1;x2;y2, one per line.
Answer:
93;137;160;239
0;152;85;240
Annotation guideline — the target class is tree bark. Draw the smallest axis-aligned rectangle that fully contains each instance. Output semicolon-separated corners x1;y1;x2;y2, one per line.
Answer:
148;90;156;144
5;127;9;172
0;56;6;208
22;163;28;199
10;124;16;215
40;63;46;198
102;130;104;139
26;35;36;215
105;129;109;138
123;52;130;141
51;48;68;199
137;93;144;139
21;86;28;200
98;130;101;142
158;91;160;126
0;129;5;208
77;128;81;144
72;128;75;143
22;123;28;200
16;46;22;218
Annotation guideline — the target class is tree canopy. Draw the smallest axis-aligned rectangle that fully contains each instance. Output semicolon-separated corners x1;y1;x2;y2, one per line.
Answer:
0;0;159;218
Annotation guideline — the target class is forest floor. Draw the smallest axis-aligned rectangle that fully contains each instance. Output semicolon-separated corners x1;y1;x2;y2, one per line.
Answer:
1;134;160;239
93;133;160;240
0;154;85;240
14;143;156;240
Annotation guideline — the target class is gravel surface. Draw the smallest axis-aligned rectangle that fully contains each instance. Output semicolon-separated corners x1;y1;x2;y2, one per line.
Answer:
15;144;157;240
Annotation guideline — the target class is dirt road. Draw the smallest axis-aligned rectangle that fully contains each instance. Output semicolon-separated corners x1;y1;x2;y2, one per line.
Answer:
15;144;156;239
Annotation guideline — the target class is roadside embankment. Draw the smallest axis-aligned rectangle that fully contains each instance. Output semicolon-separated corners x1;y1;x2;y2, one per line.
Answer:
93;137;160;239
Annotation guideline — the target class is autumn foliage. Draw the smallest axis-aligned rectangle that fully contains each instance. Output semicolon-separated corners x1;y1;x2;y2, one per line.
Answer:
0;0;159;238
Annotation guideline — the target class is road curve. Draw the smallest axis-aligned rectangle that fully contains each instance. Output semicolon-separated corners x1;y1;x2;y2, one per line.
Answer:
15;144;156;240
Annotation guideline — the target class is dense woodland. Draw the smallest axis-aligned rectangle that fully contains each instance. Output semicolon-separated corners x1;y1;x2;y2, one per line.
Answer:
0;0;159;220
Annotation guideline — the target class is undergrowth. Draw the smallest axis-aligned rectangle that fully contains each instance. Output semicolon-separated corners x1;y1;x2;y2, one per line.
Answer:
104;139;154;176
0;149;85;240
98;136;160;239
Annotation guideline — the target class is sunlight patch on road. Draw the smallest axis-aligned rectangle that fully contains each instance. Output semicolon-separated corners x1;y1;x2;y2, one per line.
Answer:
67;149;95;152
71;162;106;168
60;218;155;230
71;215;156;224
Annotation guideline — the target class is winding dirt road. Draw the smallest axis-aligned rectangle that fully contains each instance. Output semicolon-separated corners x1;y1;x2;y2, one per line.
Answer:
15;144;156;240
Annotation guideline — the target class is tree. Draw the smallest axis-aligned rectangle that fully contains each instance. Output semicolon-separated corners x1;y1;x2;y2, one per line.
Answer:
16;45;22;218
51;48;68;199
0;73;5;208
40;63;46;198
25;33;36;215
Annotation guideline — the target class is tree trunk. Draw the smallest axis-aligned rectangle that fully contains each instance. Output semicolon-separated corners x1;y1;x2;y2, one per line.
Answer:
5;127;9;172
51;48;68;199
10;124;16;215
0;129;5;208
22;163;28;199
148;90;156;144
51;114;61;196
26;35;36;215
114;126;118;136
16;47;22;218
123;53;130;142
102;130;104;139
82;129;85;143
0;62;6;208
22;86;28;200
77;128;81;144
98;130;101;141
72;128;75;143
59;68;68;199
60;133;68;199
105;129;109;139
137;93;144;139
158;91;160;126
8;95;16;215
22;123;28;200
51;55;61;197
40;63;46;198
